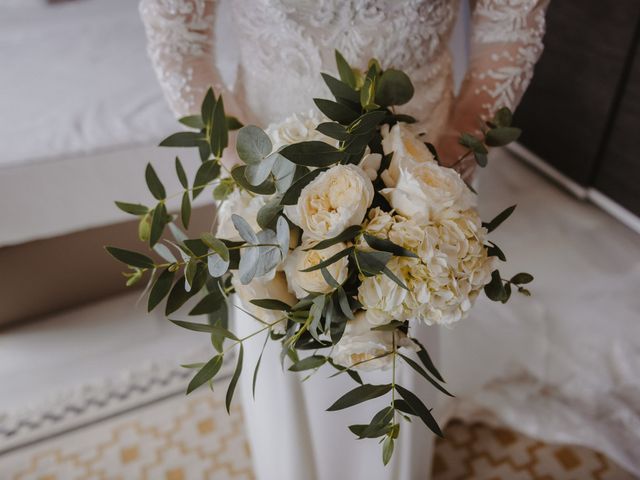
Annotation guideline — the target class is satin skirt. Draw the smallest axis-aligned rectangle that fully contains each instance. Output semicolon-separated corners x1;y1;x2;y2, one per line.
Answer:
234;304;445;480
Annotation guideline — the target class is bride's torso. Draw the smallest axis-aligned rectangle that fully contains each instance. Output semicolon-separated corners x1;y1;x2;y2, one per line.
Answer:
220;0;460;136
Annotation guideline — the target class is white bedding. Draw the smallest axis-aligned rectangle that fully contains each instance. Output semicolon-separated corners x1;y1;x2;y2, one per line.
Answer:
0;0;176;169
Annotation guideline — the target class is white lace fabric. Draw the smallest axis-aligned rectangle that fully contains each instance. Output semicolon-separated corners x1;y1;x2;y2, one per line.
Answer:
140;0;547;136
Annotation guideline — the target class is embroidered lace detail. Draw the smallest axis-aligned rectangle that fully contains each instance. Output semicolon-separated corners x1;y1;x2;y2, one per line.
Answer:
462;0;549;117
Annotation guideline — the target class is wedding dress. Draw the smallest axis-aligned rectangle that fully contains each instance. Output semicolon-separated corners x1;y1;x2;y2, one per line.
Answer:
133;1;613;479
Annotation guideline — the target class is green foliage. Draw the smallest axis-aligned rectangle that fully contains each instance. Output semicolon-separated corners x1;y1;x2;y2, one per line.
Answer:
327;384;392;411
187;355;223;394
225;345;243;413
105;246;154;269
148;268;175;312
145;163;166;200
335;50;356;88
115;201;148;216
375;69;414;106
483;205;516;232
394;385;443;437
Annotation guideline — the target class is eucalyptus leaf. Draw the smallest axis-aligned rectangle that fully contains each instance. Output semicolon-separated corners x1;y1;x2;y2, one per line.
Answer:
245;152;279;186
150;203;168;247
484;270;506;301
492;107;513;127
252;333;270;398
280;168;325;205
210;96;228;157
276;216;290;258
411;337;445;383
153;243;177;263
309;225;361;251
145;163;166;200
316;122;349;141
201;87;215;126
485;126;521;147
200;234;229;261
193;160;221;199
207;252;230;277
179;115;205;129
231;214;258;244
187;355;223;394
510;272;534;284
289;355;326;372
321;73;359;103
395;385;443;437
159;131;203;147
313;98;360;125
105;246;154;269
250;299;292;311
335;49;356;88
483;205;516;232
349;110;387;135
327;384;392;411
272;156;298;193
148;268;175;312
165;267;206;314
279;141;345;167
382;437;394;466
398;353;453;397
225;344;243;413
231;165;276;195
170;319;238;340
236;125;272;164
181;192;191;229
189;289;226;316
257;198;283;230
175;157;188;188
375;69;414;106
301;247;353;272
115;201;148;216
363;233;418;258
238;244;259;284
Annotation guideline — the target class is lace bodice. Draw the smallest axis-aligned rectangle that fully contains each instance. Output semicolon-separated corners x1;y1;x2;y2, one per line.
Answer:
140;0;548;143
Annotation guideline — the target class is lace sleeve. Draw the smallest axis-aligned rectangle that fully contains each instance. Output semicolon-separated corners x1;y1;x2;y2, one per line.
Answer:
139;0;243;118
439;0;549;172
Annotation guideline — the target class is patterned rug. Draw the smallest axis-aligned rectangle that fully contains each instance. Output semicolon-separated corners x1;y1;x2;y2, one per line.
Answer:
1;386;633;480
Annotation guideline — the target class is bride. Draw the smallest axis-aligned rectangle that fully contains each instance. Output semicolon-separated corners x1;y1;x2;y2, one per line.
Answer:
140;1;550;478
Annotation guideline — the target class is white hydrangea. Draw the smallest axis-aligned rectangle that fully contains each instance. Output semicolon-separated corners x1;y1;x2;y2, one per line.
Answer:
357;207;493;327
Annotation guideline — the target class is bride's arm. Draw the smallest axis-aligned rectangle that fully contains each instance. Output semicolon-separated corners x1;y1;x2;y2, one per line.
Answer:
439;0;550;177
139;0;244;119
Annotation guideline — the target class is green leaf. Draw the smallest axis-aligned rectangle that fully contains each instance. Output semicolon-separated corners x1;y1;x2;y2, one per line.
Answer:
201;234;230;261
175;157;188;189
236;125;272;164
395;385;443;437
321;73;359;103
327;384;392;411
474;151;488;167
309;225;361;251
226;115;243;131
145;163;166;200
492;107;513;128
313;98;360;125
289;355;326;372
485;127;521;147
193;160;221;199
171;319;239;340
349;110;387;135
354;250;392;276
363;233;418;258
105;246;154;269
337;287;355;320
398;353;453;397
179;115;205;129
159;131;203;147
375;69;414;106
256;198;284;230
279;141;345;167
201;87;215;126
276;216;290;257
300;247;353;272
150;203;168;247
245;152;279;186
484;270;507;301
483;205;516;232
459;133;488;154
115;201;148;216
335;50;356;88
210;96;228;157
148;268;175;312
250;298;292;311
213;180;234;201
280;168;325;205
231;165;276;195
181;192;191;229
165;268;207;315
187;355;223;394
272;157;298;193
189;289;226;316
252;333;269;398
231;214;258;244
360;77;376;110
411;337;445;383
316;122;349;141
382;436;394;466
487;241;506;261
321;267;340;288
225;345;243;413
207;252;230;278
511;272;534;284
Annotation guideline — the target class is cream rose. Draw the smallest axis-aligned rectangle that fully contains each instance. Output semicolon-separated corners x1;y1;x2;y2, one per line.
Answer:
382;162;475;223
332;312;416;371
380;122;436;186
215;188;266;241
282;240;349;298
266;110;337;150
233;272;296;334
286;164;374;240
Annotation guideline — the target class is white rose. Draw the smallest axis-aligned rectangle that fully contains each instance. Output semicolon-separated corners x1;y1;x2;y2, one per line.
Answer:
283;240;349;299
266;110;337;150
233;272;296;334
332;312;416;371
380;122;436;186
215;188;266;241
286;164;374;240
382;162;475;223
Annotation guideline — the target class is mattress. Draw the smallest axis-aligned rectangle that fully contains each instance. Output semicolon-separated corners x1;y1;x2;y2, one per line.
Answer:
0;0;203;246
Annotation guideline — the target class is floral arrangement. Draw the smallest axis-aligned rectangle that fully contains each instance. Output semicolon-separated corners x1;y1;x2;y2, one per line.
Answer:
107;52;533;465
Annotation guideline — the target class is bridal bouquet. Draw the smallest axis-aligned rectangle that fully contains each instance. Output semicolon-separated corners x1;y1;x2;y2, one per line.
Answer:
107;52;532;465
